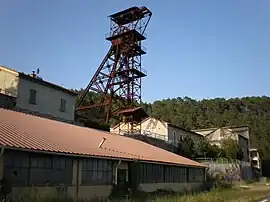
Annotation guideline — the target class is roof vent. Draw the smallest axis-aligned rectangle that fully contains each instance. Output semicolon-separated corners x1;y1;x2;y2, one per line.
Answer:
98;137;107;148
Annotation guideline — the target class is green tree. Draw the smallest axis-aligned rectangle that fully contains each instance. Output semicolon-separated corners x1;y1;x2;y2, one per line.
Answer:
143;96;270;159
177;136;196;159
220;138;241;160
196;139;226;159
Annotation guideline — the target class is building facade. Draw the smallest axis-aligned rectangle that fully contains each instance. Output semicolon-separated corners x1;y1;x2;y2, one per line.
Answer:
3;149;206;198
0;109;207;199
0;65;77;122
192;126;251;162
111;117;203;146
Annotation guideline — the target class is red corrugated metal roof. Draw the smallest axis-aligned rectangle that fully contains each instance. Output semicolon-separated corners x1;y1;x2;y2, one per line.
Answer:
113;107;141;113
0;109;206;168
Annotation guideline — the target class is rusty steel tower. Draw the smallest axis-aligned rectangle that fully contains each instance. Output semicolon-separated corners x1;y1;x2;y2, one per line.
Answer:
76;6;152;134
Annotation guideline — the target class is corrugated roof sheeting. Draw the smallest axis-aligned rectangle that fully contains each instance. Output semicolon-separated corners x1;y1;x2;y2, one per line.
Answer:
0;109;206;168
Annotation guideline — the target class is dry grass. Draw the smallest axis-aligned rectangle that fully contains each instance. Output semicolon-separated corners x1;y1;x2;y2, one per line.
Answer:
156;187;270;202
5;184;270;202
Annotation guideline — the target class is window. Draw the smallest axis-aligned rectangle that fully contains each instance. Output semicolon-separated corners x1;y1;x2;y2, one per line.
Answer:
173;131;176;142
52;157;73;184
29;155;73;185
188;168;204;182
139;163;164;183
60;98;66;112
164;166;187;183
138;163;191;184
4;151;73;186
250;151;258;158
31;156;52;169
53;157;68;170
4;151;30;186
81;158;115;185
29;89;37;104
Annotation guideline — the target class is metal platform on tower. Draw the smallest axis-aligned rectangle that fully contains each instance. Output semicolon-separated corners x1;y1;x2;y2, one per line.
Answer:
109;6;151;25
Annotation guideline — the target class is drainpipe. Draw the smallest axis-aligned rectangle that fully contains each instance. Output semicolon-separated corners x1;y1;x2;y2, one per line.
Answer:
204;167;207;182
0;147;4;157
115;160;122;185
75;160;80;202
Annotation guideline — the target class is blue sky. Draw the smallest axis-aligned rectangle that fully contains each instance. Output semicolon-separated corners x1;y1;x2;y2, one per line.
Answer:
0;0;269;103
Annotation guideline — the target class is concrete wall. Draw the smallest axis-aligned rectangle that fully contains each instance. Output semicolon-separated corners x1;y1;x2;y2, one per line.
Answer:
16;77;76;121
141;118;168;137
206;128;223;142
199;160;252;181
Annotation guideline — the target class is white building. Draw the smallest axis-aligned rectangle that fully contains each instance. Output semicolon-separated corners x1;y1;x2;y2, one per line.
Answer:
192;126;250;162
111;117;203;145
0;65;78;122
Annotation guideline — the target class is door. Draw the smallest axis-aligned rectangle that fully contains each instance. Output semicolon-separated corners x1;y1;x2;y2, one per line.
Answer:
117;169;127;187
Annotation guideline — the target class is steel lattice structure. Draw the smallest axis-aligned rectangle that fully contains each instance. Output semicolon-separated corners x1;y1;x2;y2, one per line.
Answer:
76;6;152;133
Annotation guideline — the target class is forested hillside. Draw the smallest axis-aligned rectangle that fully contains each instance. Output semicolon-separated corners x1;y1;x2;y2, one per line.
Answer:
75;89;270;159
142;96;270;159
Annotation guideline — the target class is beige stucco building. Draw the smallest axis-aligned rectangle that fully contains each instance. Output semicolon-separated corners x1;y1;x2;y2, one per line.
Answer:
192;126;251;162
0;65;77;122
111;117;203;145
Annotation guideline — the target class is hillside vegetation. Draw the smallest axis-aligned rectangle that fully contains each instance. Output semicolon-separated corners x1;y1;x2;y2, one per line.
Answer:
142;96;270;159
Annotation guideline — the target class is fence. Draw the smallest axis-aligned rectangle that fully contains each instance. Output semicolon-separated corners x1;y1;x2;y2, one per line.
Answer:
122;130;178;145
196;158;251;166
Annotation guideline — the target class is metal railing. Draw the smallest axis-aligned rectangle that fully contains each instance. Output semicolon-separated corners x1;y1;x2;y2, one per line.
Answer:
140;45;147;53
141;130;168;141
121;129;178;145
196;158;251;166
105;27;147;40
138;67;147;76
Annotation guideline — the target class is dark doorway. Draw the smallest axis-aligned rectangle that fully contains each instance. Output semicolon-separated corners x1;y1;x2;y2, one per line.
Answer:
117;169;127;187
